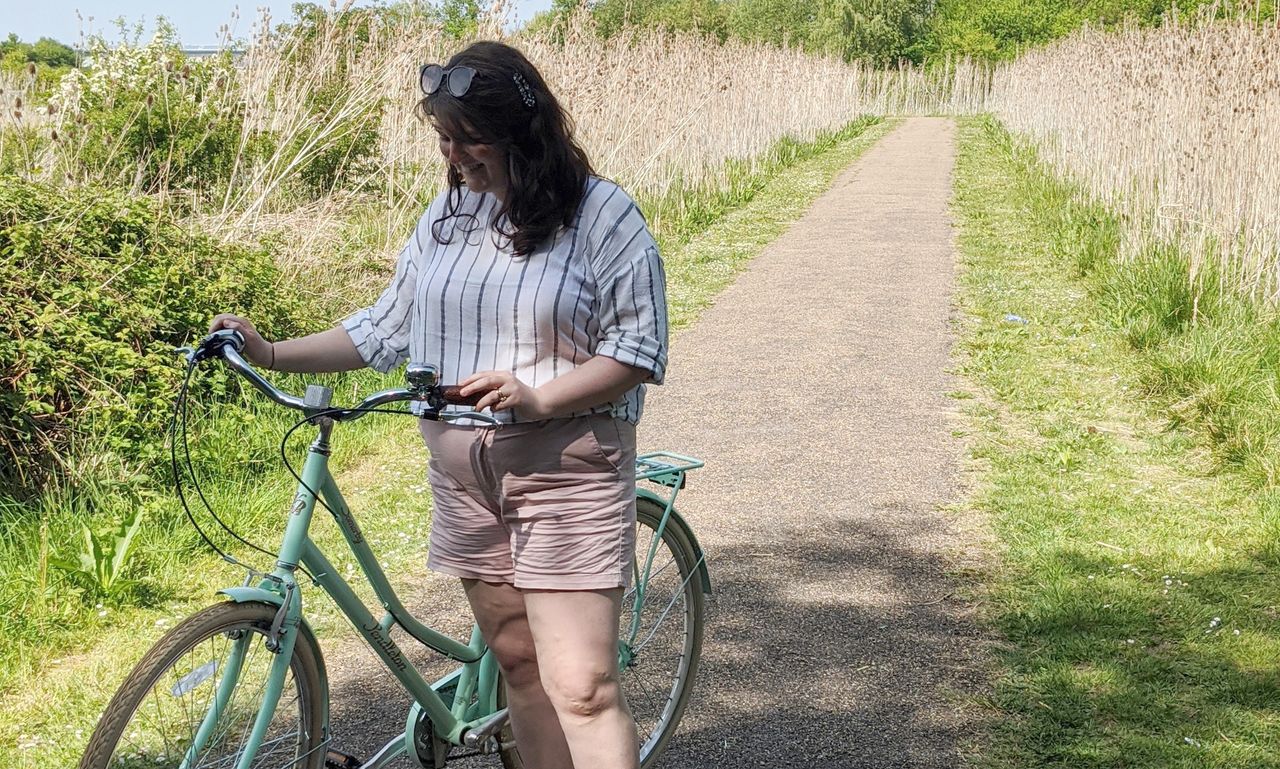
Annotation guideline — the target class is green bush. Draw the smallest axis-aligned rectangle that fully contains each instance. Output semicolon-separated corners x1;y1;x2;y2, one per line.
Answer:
289;81;384;197
50;24;245;194
0;176;310;494
535;0;930;65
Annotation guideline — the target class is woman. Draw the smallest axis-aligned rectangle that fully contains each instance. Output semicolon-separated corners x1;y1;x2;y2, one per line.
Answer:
210;40;667;769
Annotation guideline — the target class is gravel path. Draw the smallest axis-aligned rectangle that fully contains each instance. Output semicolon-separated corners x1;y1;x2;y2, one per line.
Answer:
322;116;988;767
635;116;987;768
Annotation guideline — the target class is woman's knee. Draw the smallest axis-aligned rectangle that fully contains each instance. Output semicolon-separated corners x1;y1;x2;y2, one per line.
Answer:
463;580;542;689
487;630;542;689
542;665;623;720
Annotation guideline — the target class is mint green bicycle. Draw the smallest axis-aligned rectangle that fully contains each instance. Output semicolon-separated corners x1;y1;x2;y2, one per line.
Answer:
79;330;709;769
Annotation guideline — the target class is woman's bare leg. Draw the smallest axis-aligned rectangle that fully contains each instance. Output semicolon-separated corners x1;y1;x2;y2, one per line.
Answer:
524;588;639;769
462;579;573;769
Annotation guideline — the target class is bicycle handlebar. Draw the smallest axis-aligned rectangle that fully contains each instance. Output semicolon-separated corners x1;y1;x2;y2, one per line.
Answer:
187;329;495;424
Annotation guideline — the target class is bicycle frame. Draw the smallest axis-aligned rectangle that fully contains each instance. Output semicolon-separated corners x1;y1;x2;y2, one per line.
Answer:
206;415;496;769
200;414;705;769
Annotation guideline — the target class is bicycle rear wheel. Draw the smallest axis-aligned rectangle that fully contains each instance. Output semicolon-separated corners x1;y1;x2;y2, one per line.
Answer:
80;600;327;769
623;497;706;767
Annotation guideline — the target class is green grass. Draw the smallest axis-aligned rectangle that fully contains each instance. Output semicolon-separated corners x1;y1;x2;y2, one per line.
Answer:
953;116;1280;768
0;116;892;766
0;368;435;768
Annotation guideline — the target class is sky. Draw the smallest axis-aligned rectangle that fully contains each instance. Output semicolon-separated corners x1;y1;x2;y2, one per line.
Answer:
2;0;556;47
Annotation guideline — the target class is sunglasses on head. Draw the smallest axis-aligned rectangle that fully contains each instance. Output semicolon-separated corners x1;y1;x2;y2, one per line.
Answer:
420;64;476;98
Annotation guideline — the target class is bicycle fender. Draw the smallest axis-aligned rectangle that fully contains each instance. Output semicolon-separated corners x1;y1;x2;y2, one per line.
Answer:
219;586;288;607
216;587;317;646
636;489;713;597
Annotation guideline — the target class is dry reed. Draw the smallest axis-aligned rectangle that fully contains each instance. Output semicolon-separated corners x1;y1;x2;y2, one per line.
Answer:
518;15;989;202
987;16;1280;300
8;5;986;269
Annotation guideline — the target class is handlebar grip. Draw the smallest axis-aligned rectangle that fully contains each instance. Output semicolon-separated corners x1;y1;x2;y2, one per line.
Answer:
191;328;245;362
440;386;483;407
219;329;246;351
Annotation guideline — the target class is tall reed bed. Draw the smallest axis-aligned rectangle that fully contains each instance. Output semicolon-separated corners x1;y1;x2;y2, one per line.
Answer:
986;17;1280;301
15;6;983;268
519;18;987;201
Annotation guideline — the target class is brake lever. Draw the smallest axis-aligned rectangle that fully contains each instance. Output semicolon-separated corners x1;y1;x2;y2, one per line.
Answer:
439;410;501;426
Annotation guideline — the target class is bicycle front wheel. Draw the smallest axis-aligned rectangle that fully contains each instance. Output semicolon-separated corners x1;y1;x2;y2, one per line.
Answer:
80;600;327;769
623;497;706;767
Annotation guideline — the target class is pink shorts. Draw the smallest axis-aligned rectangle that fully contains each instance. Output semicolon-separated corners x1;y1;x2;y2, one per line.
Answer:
418;414;637;590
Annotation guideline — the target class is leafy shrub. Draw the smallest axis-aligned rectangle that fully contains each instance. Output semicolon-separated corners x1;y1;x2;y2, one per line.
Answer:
289;81;384;196
270;7;387;196
48;23;246;194
558;0;933;64
0;176;311;494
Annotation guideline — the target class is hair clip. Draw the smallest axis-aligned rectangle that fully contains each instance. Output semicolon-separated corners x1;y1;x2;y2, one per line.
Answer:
512;72;537;110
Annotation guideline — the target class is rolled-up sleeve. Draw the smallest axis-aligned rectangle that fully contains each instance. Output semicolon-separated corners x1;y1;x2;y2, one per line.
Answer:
341;224;422;373
588;191;668;383
595;244;668;383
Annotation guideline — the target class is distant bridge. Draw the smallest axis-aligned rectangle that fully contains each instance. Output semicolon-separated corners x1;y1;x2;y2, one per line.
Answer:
181;46;243;58
71;46;245;67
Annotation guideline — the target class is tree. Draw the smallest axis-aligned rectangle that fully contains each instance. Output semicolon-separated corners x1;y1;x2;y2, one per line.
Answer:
29;37;76;67
585;0;729;38
436;0;483;38
810;0;932;64
725;0;817;47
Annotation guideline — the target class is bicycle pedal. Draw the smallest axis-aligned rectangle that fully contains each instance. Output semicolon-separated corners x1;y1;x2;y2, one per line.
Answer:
324;748;363;769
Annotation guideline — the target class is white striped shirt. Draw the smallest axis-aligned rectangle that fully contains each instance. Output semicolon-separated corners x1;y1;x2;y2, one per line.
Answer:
342;177;668;424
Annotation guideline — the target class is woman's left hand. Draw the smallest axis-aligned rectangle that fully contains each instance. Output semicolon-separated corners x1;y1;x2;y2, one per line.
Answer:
459;370;552;418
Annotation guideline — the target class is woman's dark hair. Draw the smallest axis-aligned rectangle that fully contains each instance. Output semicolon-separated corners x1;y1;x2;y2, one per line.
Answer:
419;40;594;257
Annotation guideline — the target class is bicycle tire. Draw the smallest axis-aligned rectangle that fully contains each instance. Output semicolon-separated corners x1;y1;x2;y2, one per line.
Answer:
79;600;327;769
624;497;706;767
495;498;704;768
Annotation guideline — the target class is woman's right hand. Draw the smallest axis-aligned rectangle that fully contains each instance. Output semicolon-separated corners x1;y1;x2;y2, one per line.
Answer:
208;314;275;368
